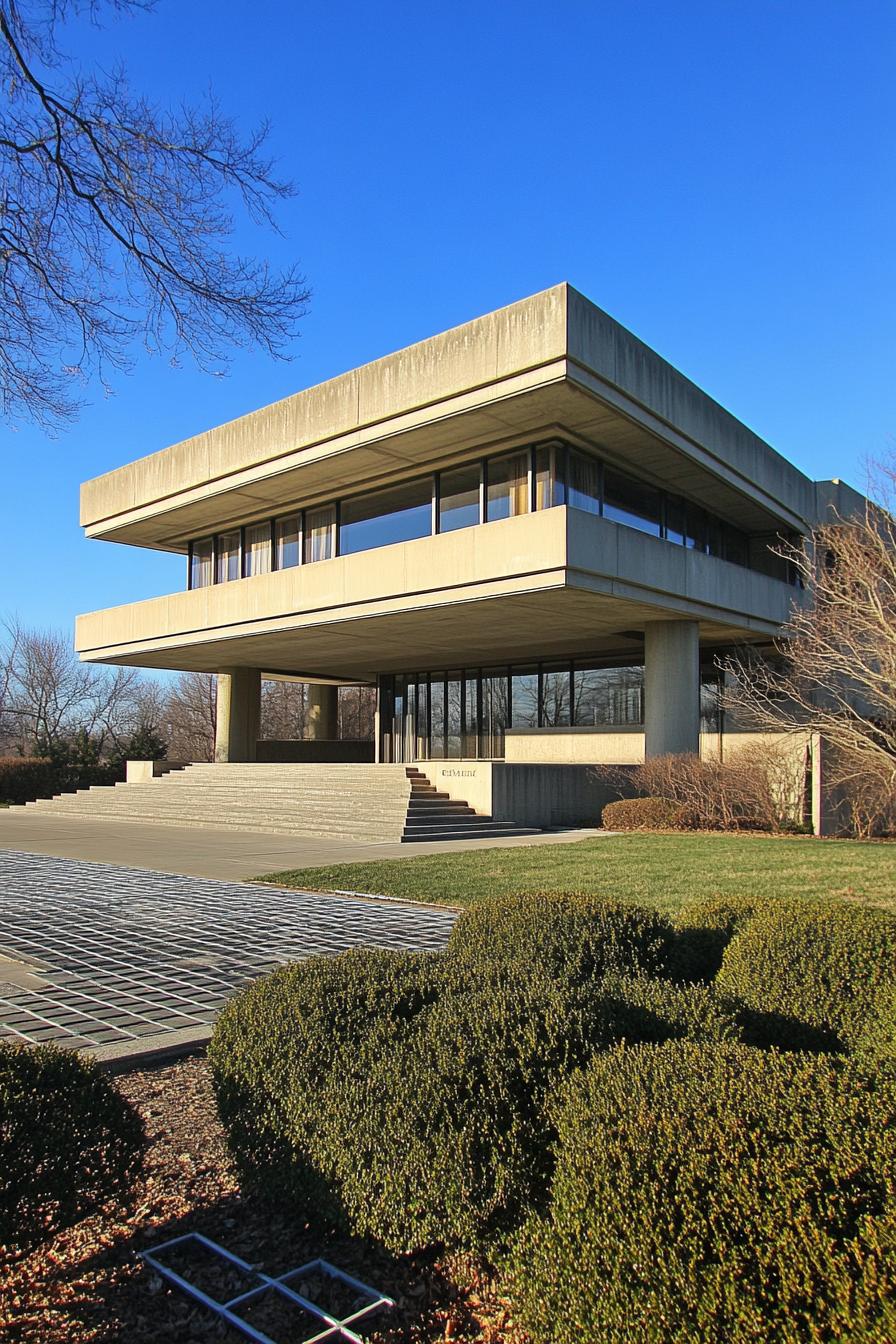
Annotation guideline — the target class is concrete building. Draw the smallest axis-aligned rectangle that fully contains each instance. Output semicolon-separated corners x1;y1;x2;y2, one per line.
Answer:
70;284;866;833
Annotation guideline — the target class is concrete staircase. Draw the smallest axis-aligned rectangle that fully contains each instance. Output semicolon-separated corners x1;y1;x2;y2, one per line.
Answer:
22;763;540;843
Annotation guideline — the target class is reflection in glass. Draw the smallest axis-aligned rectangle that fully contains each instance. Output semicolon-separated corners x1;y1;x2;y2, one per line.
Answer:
439;464;481;533
541;665;571;726
603;470;661;536
535;443;566;510
304;506;335;564
190;537;213;589
573;665;643;725
511;668;539;728
481;670;509;757
275;515;300;569
244;522;272;577
700;677;723;735
216;531;241;583
487;452;529;521
340;479;432;556
463;672;479;757
447;676;462;758
567;450;600;515
429;675;446;759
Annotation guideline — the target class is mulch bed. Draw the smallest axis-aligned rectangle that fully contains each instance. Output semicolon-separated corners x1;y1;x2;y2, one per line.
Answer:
0;1056;528;1343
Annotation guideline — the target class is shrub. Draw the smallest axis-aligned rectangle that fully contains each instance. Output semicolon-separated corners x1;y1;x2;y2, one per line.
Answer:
597;973;741;1044
610;742;806;832
208;947;443;1214
0;756;56;805
0;1043;144;1251
316;968;738;1256
446;891;675;986
600;796;686;830
715;900;896;1052
668;895;765;982
317;969;639;1253
512;1041;896;1344
855;982;896;1065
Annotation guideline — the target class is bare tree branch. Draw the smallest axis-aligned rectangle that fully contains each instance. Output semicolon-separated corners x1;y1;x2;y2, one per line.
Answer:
0;0;309;430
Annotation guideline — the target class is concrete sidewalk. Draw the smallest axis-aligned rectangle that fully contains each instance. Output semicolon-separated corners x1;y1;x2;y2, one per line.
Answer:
0;808;600;882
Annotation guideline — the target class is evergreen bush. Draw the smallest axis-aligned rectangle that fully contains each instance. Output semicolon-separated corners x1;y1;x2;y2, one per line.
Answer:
715;900;896;1052
0;1043;144;1250
208;947;443;1214
512;1040;896;1344
446;891;675;986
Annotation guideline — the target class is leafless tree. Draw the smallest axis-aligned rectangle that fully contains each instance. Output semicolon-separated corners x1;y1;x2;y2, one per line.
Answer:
158;670;216;761
722;462;896;834
1;0;309;429
0;616;142;753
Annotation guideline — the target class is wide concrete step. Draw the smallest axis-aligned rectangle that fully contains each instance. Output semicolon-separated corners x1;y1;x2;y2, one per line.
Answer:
21;763;541;843
402;824;541;841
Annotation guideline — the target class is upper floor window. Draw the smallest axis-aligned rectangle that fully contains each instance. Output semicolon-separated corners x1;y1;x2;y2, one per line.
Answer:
190;536;213;589
486;451;529;521
244;522;272;577
304;505;335;564
275;514;300;570
439;463;481;532
216;530;240;583
567;449;601;515
186;437;803;589
340;479;432;557
603;468;662;537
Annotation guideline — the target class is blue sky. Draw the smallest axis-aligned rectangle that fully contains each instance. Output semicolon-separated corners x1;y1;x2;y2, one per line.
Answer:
4;0;894;637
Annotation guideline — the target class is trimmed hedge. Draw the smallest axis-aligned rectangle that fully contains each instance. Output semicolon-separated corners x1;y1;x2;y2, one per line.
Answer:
512;1041;896;1344
317;969;632;1253
446;891;675;986
0;1043;144;1251
601;796;686;830
668;895;766;982
0;757;56;805
597;973;741;1044
208;947;443;1215
716;900;896;1052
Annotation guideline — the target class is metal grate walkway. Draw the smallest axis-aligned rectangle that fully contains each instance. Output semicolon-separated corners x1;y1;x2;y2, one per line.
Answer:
0;850;455;1052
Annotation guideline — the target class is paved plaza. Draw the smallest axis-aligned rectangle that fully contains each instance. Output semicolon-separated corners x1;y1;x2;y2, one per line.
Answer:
0;849;456;1061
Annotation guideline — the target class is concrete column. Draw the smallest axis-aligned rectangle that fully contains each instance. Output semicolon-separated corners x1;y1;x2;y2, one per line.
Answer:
644;620;700;757
306;684;338;740
214;668;261;762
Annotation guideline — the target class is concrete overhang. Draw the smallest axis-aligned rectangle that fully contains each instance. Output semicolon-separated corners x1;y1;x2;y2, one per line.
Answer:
80;285;823;553
76;509;801;681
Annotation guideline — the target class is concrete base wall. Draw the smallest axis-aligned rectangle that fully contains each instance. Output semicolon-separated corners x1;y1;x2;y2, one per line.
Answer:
418;760;635;828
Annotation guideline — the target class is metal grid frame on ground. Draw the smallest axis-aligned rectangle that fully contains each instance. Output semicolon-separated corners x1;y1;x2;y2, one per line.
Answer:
0;850;455;1051
141;1232;395;1344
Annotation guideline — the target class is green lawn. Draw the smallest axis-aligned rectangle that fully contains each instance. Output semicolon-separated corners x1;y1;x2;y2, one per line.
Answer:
259;833;896;915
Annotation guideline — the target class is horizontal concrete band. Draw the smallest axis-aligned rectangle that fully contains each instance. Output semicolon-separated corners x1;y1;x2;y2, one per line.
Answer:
80;285;829;550
75;510;797;678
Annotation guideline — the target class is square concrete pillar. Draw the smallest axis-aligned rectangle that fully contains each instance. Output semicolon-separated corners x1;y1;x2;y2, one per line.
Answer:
214;668;261;762
306;684;338;741
644;620;700;757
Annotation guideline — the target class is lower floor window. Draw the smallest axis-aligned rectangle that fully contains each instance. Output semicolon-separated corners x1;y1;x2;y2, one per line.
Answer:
380;659;726;760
